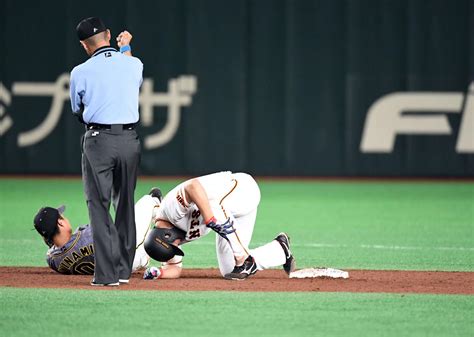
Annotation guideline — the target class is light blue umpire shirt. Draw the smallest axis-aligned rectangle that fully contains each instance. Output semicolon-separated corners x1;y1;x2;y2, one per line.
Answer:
70;46;143;124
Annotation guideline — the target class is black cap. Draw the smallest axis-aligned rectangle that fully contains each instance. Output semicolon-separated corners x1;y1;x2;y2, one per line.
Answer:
76;17;107;41
33;206;65;241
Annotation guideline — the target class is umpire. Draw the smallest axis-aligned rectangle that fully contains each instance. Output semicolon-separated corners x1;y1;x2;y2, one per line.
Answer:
69;17;142;286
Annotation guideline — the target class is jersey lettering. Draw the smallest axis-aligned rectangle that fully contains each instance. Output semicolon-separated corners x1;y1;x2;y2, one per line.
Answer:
187;208;202;239
80;245;94;256
62;256;74;268
72;251;81;261
176;193;186;207
55;243;95;275
188;229;200;239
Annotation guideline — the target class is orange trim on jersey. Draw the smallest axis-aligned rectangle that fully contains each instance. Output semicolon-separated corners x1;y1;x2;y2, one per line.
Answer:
136;204;161;249
220;206;228;219
219;178;238;207
135;225;152;250
218;178;250;256
233;228;250;256
219;178;238;218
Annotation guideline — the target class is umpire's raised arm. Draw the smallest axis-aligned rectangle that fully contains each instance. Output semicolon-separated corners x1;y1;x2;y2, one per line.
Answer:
116;30;133;56
70;17;143;287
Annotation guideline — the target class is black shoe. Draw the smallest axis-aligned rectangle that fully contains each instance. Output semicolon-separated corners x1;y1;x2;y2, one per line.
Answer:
224;255;258;280
275;232;296;275
90;280;119;287
149;187;163;201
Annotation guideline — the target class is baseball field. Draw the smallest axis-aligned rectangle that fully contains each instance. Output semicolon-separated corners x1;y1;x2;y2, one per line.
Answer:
0;177;473;337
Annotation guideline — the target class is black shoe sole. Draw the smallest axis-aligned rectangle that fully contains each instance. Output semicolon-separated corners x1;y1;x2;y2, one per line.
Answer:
90;282;120;287
224;271;257;280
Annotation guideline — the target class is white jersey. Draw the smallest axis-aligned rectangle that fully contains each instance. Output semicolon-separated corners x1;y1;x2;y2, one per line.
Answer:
146;171;286;276
156;171;260;243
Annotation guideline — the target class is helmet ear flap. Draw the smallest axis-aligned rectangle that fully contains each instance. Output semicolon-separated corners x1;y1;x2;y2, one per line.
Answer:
144;227;185;262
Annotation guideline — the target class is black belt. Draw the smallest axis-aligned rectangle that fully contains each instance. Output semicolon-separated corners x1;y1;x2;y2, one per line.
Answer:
86;123;136;130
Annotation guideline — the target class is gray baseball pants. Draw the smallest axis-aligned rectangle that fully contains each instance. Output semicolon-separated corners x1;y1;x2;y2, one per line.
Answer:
82;124;140;284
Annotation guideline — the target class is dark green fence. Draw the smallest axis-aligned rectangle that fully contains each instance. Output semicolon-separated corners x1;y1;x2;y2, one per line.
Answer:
1;0;473;176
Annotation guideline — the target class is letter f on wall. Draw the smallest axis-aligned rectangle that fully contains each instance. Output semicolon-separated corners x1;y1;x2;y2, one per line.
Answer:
360;92;473;153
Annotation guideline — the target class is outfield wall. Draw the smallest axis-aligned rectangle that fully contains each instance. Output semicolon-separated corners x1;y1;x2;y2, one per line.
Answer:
0;0;473;176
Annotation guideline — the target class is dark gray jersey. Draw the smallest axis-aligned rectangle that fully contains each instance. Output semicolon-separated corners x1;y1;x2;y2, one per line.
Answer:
46;225;95;275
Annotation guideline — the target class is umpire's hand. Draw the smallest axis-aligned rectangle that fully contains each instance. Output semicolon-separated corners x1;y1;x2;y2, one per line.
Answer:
116;31;133;47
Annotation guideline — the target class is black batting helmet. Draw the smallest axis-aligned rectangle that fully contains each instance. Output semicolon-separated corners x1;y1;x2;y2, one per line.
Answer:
144;227;186;262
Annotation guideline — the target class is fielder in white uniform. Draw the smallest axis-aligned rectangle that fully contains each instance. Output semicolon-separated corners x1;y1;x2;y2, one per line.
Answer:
140;171;295;280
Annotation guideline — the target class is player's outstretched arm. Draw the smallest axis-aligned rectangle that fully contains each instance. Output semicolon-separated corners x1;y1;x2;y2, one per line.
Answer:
144;261;183;280
184;179;236;239
183;179;214;222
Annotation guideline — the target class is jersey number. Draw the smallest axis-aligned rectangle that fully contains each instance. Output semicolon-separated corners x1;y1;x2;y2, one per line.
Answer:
73;261;95;275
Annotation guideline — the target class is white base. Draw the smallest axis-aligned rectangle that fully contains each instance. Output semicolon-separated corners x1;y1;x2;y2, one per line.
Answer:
289;268;349;279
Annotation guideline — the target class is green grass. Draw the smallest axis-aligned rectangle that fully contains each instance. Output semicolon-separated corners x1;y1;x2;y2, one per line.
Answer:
1;288;473;337
1;178;472;271
0;177;473;337
257;180;474;271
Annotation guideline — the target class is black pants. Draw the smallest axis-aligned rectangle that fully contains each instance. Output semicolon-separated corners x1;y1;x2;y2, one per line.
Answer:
82;125;141;284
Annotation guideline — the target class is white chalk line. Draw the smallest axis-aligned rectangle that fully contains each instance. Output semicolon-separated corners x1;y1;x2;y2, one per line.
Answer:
304;243;474;251
0;239;37;243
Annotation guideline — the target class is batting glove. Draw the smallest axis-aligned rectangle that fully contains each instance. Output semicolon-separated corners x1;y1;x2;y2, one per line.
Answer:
205;217;235;239
143;266;162;280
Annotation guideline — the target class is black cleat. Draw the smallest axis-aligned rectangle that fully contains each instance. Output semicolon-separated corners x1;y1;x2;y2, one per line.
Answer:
149;187;163;202
90;280;119;287
224;255;258;280
275;232;296;275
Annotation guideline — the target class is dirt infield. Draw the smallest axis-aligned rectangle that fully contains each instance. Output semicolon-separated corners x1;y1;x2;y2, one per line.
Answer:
0;267;472;294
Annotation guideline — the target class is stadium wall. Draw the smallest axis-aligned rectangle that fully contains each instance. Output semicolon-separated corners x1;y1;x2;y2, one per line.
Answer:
0;0;473;176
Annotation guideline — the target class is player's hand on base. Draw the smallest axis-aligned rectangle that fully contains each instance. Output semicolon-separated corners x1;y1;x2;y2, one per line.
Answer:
116;30;133;47
205;217;235;239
